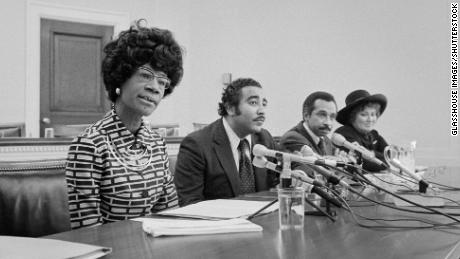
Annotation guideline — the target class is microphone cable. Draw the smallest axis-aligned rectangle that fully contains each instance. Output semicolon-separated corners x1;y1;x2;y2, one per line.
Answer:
354;166;460;207
292;163;460;229
302;163;460;228
428;181;460;191
339;165;460;222
331;185;460;229
380;170;460;207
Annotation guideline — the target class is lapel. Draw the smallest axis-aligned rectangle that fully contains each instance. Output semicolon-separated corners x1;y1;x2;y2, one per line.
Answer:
212;119;240;195
296;121;322;154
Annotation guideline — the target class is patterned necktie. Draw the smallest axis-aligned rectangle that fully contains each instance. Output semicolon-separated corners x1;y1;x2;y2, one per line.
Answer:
318;137;326;156
238;139;255;194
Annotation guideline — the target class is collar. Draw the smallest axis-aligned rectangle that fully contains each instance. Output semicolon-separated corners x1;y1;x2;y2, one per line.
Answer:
104;109;152;149
222;117;252;151
303;121;321;145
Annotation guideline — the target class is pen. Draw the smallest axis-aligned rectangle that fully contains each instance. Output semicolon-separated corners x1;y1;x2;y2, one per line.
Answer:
247;198;278;220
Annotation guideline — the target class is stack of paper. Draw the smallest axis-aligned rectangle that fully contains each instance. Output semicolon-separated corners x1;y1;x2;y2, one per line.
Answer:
156;199;279;219
0;236;111;259
134;218;263;237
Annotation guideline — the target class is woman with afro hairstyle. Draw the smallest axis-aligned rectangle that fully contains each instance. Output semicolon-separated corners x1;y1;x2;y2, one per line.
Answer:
65;20;184;229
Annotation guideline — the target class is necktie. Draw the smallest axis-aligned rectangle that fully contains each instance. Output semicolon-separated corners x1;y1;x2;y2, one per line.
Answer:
318;137;326;156
238;139;255;194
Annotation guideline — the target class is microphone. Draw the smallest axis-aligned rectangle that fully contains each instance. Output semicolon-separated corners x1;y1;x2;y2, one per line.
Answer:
252;144;348;168
299;145;321;158
253;157;342;208
300;145;353;164
331;133;388;168
307;164;351;189
388;158;430;193
253;156;325;187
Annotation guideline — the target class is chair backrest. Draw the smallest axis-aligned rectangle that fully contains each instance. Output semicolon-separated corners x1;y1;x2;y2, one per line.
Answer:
52;124;89;138
192;122;208;132
168;154;178;176
0;123;25;138
149;123;180;137
0;160;70;237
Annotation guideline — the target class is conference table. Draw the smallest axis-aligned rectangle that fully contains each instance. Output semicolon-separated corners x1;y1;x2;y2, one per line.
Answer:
45;166;460;259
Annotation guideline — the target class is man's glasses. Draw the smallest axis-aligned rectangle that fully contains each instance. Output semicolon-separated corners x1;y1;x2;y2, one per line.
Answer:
137;66;171;89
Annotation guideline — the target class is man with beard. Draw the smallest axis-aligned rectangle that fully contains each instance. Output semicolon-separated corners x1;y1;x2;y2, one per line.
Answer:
280;91;338;177
174;78;279;207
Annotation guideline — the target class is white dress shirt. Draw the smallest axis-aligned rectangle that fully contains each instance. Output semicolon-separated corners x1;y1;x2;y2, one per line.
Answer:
222;118;252;171
303;121;321;147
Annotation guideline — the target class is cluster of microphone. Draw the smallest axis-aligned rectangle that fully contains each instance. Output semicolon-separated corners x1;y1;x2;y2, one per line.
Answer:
252;143;350;209
252;136;460;226
252;155;343;208
252;133;434;209
330;133;388;168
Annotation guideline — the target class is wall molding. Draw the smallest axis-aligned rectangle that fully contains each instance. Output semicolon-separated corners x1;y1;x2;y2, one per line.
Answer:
25;1;130;137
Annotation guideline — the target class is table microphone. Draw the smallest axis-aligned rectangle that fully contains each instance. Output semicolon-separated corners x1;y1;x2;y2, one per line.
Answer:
300;145;352;164
331;133;388;168
388;158;430;193
253;156;342;208
252;144;348;168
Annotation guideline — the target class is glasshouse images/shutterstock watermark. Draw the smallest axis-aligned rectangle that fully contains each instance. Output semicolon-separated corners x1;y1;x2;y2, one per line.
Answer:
452;3;458;136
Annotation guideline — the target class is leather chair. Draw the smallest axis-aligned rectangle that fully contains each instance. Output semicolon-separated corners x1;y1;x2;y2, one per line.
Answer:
53;124;89;138
0;123;24;137
0;160;71;237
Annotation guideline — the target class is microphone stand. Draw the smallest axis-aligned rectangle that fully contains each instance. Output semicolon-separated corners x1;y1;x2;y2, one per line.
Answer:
304;178;336;219
279;154;337;222
279;155;336;222
324;180;336;217
304;195;336;222
246;155;287;221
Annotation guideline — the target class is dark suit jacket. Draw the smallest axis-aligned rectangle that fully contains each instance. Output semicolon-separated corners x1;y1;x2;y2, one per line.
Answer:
280;121;335;156
279;121;335;177
174;119;279;207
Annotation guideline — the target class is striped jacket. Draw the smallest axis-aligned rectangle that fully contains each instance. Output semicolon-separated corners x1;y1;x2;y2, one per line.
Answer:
66;110;178;229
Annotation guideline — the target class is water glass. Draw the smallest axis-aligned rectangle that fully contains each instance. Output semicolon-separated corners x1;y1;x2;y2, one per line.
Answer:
278;187;305;230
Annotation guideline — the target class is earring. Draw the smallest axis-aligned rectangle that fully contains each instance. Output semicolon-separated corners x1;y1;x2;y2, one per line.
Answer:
115;88;121;95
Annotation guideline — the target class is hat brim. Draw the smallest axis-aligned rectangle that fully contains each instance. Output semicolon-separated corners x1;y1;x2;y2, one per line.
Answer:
336;94;387;125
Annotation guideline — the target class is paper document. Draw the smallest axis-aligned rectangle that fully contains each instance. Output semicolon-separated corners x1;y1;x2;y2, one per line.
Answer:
133;217;263;237
157;199;279;219
0;236;111;259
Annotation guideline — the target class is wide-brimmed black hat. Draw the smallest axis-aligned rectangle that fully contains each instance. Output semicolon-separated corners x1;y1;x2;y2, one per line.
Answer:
336;89;387;125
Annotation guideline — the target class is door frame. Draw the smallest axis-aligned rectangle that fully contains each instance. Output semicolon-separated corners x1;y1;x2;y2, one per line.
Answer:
26;0;129;137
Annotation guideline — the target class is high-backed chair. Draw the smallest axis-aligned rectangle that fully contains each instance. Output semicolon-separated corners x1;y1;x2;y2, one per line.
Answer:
0;123;25;137
0;160;71;237
52;124;89;138
192;122;208;132
168;154;178;176
149;123;180;137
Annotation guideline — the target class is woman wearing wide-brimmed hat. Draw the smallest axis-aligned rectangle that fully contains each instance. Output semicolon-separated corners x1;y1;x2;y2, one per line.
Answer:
334;90;388;172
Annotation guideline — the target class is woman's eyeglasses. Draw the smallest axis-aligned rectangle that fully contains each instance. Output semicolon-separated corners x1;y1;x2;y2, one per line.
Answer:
137;66;171;89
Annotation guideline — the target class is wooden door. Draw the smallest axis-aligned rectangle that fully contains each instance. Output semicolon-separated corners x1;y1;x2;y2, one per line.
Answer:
40;19;113;137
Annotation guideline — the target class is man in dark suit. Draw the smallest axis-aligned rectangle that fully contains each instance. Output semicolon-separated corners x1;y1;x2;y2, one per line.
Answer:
174;78;278;207
280;91;338;176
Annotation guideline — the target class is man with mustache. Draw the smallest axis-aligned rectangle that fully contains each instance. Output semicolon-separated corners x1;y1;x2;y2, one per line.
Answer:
174;78;279;206
280;91;338;176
